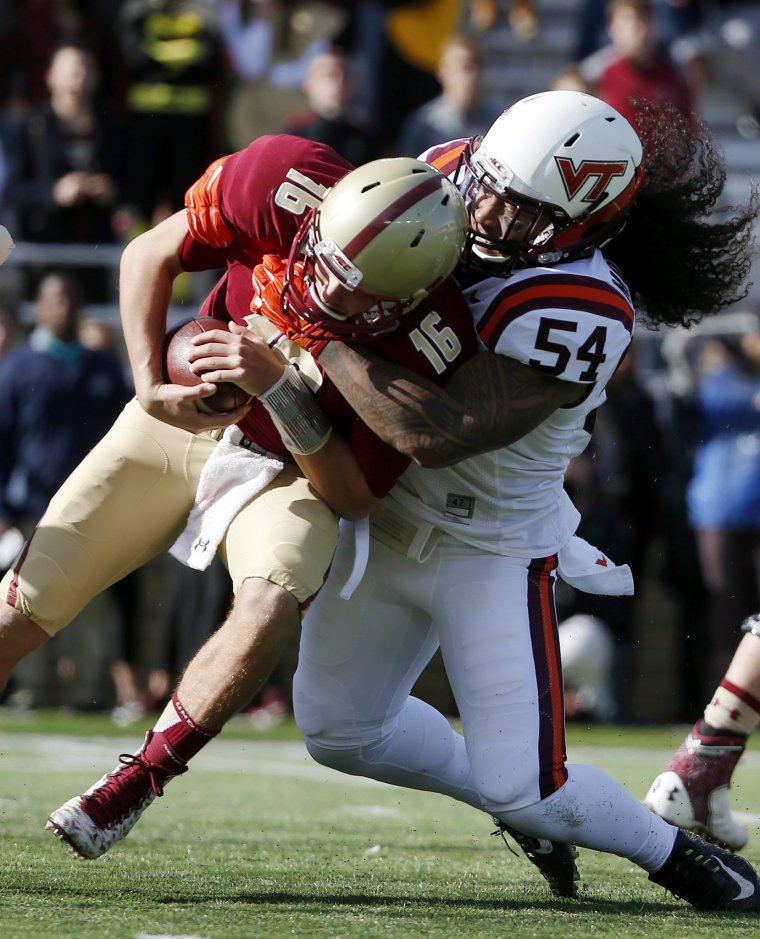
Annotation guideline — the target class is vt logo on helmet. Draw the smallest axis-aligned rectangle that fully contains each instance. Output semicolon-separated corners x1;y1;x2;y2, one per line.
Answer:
458;90;644;274
281;158;469;341
554;157;631;204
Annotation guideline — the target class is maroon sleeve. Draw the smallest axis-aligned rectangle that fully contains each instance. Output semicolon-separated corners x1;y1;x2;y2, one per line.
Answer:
217;134;354;263
340;277;479;498
179;232;228;273
349;421;412;498
181;134;353;270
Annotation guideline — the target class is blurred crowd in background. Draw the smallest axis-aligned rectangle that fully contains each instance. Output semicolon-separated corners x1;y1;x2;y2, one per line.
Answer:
1;0;759;729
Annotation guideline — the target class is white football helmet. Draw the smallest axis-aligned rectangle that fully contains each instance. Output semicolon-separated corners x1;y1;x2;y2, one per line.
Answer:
283;158;468;340
459;90;644;272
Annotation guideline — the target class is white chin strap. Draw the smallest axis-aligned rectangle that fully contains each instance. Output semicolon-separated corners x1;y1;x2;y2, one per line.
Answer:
308;283;352;321
471;243;507;263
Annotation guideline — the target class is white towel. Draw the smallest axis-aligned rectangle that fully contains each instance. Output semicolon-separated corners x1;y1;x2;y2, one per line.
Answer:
338;516;370;600
170;426;284;570
557;535;634;596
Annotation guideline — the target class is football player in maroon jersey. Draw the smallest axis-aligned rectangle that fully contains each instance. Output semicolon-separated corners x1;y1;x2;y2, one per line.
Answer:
0;144;478;860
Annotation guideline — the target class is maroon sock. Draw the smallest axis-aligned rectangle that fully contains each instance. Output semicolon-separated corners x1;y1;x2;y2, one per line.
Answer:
142;694;219;776
696;718;747;745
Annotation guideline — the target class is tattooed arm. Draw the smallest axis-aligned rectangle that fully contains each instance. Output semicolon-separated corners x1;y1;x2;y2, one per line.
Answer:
318;343;585;468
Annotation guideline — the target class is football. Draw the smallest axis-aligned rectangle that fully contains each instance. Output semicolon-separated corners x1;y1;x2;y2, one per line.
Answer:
163;316;251;414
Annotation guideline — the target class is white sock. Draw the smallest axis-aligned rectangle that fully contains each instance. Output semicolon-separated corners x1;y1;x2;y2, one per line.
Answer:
496;763;677;871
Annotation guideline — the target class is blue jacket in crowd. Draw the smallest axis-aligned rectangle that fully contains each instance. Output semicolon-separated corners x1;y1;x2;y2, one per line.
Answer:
688;360;760;529
0;328;130;525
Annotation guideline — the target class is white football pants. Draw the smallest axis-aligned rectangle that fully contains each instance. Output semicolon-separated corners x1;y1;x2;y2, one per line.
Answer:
294;523;675;871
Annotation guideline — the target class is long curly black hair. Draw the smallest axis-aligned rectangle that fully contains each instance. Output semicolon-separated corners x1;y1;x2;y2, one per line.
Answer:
605;100;758;328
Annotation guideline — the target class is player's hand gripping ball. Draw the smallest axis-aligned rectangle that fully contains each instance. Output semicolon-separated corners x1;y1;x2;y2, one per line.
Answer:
163;317;251;414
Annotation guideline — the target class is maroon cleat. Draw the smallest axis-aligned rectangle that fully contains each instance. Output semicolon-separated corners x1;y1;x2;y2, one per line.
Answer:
644;723;747;851
45;731;186;859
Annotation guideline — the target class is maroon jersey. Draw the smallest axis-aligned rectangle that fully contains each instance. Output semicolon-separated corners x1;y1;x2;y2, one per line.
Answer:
181;134;478;497
182;134;353;325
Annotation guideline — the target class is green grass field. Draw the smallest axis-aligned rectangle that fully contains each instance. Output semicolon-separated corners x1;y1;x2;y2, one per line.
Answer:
1;712;759;939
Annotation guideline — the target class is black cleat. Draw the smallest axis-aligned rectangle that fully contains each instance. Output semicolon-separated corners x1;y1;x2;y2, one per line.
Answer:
493;819;581;898
649;829;760;911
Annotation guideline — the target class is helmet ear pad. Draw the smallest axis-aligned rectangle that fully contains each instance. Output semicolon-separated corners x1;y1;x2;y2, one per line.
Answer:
549;165;644;259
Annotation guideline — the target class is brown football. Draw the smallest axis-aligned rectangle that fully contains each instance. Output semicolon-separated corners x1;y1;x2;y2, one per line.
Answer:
163;317;251;414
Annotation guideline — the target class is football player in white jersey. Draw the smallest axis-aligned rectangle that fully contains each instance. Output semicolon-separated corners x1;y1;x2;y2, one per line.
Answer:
289;91;760;911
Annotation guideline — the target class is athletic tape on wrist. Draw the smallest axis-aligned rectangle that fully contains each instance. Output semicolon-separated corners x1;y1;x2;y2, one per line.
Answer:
259;363;332;455
741;613;760;638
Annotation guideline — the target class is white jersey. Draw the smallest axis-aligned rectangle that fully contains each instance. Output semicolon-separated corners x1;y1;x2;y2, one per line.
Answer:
389;250;636;557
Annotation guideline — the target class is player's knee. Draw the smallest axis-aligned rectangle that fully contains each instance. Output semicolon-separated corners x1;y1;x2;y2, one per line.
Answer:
0;566;62;636
303;736;366;775
470;759;540;813
0;603;49;682
292;685;348;745
293;670;370;753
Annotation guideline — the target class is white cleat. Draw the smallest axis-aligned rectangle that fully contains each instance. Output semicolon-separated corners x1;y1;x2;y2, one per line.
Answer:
45;731;183;859
46;782;157;860
644;726;748;852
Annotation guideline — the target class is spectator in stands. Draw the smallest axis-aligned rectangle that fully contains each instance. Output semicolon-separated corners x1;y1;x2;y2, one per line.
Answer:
116;0;228;229
1;43;131;303
463;0;538;39
685;328;760;690
220;0;350;151
580;0;698;130
0;296;22;362
0;0;118;117
0;269;130;709
356;1;524;153
706;1;760;138
396;34;501;158
572;0;610;62
572;0;703;65
357;0;461;154
282;48;381;165
79;316;122;356
551;63;593;94
0;297;25;575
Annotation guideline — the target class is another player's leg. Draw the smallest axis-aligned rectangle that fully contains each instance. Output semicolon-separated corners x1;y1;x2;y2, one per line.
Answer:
297;535;582;899
47;470;338;859
645;622;760;850
0;397;210;718
0;609;49;690
0;401;212;696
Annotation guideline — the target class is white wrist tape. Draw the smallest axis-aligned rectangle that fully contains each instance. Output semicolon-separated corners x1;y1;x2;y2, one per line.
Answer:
259;364;332;455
